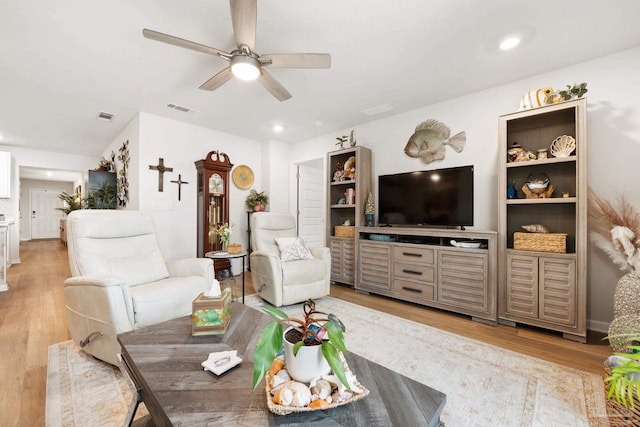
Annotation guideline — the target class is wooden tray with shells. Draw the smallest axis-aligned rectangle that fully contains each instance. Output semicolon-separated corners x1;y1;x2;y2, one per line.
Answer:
265;355;369;416
550;135;576;157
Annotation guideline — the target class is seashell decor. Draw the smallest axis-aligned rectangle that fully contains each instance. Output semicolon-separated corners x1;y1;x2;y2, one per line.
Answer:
550;135;576;157
522;224;549;233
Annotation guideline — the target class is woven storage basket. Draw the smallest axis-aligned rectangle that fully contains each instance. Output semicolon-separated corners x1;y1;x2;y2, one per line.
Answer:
227;243;241;254
334;226;355;238
513;232;567;253
603;365;640;426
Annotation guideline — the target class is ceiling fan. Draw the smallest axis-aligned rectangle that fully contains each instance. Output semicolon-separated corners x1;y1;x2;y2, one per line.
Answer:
143;0;331;101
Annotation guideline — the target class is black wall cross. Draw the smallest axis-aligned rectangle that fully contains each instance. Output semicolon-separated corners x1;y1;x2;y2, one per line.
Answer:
148;158;173;192
170;174;189;201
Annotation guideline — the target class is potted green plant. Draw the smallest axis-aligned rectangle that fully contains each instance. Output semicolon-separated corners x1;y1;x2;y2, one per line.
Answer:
604;333;640;411
56;191;84;214
245;189;269;212
252;299;350;391
85;181;117;209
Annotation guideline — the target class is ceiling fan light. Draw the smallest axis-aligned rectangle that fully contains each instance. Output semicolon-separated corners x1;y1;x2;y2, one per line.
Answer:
231;56;260;81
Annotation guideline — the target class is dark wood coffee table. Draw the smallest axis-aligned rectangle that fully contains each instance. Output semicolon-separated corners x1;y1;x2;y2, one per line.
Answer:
118;302;446;426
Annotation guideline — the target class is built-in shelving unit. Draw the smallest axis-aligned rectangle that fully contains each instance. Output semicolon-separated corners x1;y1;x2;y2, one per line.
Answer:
327;146;372;286
497;98;587;342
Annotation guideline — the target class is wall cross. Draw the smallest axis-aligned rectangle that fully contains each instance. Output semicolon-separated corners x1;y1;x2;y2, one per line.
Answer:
170;174;189;201
148;157;173;192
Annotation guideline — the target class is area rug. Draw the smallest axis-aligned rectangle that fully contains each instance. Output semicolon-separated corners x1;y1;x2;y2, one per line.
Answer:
45;340;148;426
46;296;609;426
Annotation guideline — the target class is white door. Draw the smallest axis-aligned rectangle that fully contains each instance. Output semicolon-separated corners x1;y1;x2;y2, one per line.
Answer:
297;161;324;247
31;189;63;239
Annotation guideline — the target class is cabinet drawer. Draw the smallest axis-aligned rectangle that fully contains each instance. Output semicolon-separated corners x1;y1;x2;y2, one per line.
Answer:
393;246;434;264
393;262;434;283
393;279;434;301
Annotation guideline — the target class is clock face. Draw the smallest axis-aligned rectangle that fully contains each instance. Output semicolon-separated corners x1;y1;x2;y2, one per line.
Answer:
209;173;224;195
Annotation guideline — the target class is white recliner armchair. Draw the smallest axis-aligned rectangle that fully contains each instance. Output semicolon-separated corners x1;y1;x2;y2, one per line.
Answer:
64;210;213;365
250;212;331;307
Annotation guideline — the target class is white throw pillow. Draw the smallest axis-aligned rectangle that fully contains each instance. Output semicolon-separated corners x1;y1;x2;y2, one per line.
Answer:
275;237;314;262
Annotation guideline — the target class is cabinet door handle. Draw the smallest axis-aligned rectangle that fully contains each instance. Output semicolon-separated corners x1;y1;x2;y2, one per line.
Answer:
402;286;422;293
402;252;422;257
402;269;422;276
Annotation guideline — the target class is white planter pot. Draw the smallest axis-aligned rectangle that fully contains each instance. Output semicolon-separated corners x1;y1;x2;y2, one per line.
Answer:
282;327;331;383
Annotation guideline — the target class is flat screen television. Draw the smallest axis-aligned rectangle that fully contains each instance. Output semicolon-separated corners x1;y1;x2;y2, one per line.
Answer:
377;165;474;228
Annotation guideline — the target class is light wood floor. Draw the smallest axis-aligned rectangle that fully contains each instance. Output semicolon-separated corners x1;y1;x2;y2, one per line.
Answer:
0;239;612;426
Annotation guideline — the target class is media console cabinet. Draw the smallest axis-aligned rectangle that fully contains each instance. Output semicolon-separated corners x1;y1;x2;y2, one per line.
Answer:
355;227;498;323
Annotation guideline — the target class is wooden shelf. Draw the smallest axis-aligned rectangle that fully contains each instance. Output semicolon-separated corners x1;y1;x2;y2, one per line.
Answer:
506;197;576;204
506;155;576;168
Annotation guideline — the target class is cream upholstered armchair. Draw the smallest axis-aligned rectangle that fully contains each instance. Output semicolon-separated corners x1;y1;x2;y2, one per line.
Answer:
64;210;213;365
250;212;331;307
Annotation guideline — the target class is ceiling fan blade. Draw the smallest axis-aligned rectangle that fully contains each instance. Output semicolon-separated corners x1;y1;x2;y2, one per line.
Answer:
199;67;234;91
143;29;227;57
230;0;257;50
262;53;331;69
258;69;292;102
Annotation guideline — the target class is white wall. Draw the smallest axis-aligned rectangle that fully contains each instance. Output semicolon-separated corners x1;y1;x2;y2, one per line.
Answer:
291;46;640;331
260;139;292;215
101;114;140;210
120;113;265;272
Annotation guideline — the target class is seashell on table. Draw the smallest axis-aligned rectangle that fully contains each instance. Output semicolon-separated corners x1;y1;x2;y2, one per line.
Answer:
550;135;576;157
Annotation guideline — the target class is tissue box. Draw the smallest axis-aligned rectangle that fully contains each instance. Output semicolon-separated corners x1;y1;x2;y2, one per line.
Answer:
192;287;232;336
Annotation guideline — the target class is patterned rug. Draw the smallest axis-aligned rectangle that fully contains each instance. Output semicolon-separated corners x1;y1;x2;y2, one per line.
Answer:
46;295;609;426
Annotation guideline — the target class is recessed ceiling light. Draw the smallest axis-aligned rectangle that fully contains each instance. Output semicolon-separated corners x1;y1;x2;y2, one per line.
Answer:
499;36;521;51
272;124;283;132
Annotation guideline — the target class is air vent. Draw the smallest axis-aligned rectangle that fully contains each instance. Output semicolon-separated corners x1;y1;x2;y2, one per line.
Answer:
167;103;193;113
360;103;394;116
97;112;114;121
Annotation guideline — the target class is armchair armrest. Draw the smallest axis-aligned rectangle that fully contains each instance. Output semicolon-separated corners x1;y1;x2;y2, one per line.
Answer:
166;258;214;281
250;250;282;275
63;275;135;332
309;246;330;261
250;250;283;294
64;275;125;287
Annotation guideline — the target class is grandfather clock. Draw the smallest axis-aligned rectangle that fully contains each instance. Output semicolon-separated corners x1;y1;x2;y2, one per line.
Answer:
195;150;233;274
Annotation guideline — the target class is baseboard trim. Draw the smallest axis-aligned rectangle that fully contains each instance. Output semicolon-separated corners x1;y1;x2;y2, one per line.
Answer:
588;319;610;334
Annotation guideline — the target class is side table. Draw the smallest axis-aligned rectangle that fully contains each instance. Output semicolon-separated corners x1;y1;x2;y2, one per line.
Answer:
205;251;247;303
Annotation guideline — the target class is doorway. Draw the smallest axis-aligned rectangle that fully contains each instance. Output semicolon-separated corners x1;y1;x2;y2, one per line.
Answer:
297;159;324;247
30;188;64;239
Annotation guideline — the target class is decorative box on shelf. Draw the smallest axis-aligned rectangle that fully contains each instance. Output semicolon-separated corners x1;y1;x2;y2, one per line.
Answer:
227;243;242;254
514;232;567;253
192;287;232;336
335;225;355;238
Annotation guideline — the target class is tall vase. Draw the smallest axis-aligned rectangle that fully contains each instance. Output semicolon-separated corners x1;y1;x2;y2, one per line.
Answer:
608;273;640;352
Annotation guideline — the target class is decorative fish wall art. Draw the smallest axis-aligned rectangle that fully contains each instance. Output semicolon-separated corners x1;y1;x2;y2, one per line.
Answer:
404;119;466;164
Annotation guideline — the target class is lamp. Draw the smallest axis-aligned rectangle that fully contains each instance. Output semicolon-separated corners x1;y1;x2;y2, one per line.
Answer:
231;55;260;81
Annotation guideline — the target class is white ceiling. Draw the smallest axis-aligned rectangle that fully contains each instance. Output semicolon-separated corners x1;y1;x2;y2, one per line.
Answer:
1;0;640;160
